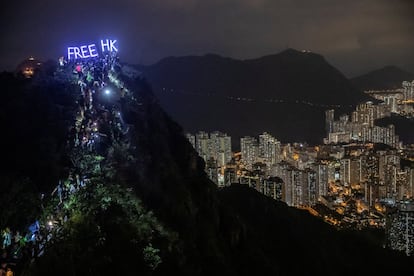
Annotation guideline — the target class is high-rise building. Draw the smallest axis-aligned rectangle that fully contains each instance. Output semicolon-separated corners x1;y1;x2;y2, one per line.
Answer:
210;131;232;167
312;162;328;200
340;158;351;186
190;131;232;167
259;132;281;166
387;200;414;256
407;168;414;199
384;96;398;113
325;109;335;134
350;158;362;185
205;158;218;185
263;177;283;201
304;169;317;206
277;164;306;207
241;136;259;169
224;166;237;186
187;131;233;187
402;80;414;102
195;131;210;161
274;162;294;206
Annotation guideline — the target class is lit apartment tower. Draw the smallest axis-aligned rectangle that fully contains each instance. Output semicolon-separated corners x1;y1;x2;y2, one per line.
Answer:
195;131;210;162
240;136;259;169
292;168;304;207
312;162;328;199
351;110;361;123
275;163;318;206
224;166;237;186
384;96;398;113
384;164;397;198
304;169;317;206
387;200;414;256
205;157;218;185
186;133;196;149
378;152;399;180
276;162;294;206
402;80;414;102
281;170;293;206
326;160;339;183
325;109;335;134
356;102;376;127
263;177;283;201
363;154;380;207
380;153;399;198
377;103;391;118
350;158;362;185
340;158;351;186
396;171;410;200
361;125;398;147
339;157;363;186
210;131;232;167
259;132;281;165
408;168;414;199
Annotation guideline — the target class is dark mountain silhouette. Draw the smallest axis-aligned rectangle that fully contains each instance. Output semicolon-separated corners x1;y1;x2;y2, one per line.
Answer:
352;66;414;91
0;65;411;275
135;49;371;145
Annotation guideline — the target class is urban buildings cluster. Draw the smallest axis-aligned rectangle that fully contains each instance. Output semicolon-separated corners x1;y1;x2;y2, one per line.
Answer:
326;80;414;146
324;103;398;147
365;80;414;116
186;131;232;185
386;200;414;256
186;80;414;255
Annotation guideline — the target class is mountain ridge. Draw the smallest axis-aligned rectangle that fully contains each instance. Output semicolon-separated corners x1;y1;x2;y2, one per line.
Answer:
134;48;372;144
352;65;414;91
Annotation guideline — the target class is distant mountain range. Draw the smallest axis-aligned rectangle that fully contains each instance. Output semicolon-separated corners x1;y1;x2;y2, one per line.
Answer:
135;49;371;146
352;66;414;91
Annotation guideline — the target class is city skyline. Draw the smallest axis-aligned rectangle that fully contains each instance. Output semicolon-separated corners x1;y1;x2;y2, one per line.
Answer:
186;80;414;255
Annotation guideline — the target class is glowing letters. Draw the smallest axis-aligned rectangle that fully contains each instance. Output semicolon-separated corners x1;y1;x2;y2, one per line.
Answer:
67;39;118;60
100;39;118;52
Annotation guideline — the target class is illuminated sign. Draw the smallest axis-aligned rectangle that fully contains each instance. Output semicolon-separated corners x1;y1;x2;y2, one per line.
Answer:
67;39;118;60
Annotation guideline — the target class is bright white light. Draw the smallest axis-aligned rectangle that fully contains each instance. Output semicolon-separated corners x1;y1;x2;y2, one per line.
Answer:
48;221;53;227
105;89;110;95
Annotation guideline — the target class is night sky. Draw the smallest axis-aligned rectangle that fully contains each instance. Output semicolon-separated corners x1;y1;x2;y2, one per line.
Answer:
2;0;413;76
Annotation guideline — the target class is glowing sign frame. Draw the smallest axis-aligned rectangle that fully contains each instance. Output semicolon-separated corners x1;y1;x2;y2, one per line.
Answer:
67;39;118;60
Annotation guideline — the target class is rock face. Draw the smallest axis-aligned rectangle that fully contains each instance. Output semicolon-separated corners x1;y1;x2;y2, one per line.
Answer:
0;67;411;275
134;49;371;144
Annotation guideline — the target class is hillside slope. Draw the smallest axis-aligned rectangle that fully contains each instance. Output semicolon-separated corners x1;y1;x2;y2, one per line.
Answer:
0;66;411;275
